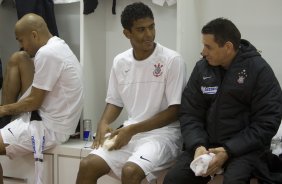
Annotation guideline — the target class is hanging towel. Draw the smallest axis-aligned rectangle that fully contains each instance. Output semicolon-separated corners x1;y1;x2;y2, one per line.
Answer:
166;0;177;6
152;0;177;6
29;111;45;184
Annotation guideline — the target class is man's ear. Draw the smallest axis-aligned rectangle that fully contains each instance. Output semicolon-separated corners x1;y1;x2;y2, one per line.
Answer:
123;29;131;39
225;41;234;53
31;30;38;39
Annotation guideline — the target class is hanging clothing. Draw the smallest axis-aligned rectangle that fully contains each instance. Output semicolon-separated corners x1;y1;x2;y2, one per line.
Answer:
83;0;98;15
152;0;177;6
83;0;116;15
14;0;59;36
112;0;116;14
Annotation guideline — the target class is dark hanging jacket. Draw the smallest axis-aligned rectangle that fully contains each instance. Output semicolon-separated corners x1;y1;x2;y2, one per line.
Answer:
15;0;59;36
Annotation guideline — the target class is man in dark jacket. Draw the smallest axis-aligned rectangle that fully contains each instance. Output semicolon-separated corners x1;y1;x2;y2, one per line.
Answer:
164;18;282;184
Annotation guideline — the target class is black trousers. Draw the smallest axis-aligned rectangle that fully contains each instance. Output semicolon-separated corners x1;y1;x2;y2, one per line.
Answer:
164;151;257;184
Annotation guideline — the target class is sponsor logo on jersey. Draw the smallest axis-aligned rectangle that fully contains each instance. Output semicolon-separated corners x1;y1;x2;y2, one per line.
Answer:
201;86;218;94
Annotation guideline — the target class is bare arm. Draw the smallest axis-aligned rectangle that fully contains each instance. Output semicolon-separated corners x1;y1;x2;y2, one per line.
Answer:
92;103;123;149
109;105;179;150
129;105;179;134
0;86;46;116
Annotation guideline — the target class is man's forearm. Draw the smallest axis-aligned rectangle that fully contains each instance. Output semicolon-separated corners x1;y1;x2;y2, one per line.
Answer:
0;98;39;116
128;105;179;135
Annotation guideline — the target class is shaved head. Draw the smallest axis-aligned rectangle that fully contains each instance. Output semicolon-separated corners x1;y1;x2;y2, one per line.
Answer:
15;13;49;35
14;13;52;57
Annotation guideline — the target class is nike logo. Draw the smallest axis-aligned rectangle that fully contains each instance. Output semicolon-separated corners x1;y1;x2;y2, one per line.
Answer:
203;76;212;80
140;156;151;162
8;128;14;136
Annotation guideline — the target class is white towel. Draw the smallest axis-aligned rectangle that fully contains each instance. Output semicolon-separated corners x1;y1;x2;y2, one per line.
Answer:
271;122;282;156
29;119;45;184
152;0;177;6
166;0;177;6
102;135;117;150
152;0;165;6
190;153;223;176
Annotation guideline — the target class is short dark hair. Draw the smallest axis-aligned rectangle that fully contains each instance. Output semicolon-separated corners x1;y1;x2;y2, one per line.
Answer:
201;18;241;50
121;2;154;31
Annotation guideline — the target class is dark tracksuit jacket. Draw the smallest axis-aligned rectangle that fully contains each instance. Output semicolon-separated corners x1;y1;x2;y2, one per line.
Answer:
180;39;282;182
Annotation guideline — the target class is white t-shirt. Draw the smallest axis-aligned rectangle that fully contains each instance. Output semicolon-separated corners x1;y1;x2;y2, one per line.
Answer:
32;36;83;135
106;43;186;129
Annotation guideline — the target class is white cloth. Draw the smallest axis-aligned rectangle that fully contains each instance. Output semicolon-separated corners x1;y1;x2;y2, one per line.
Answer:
1;112;69;184
106;43;186;130
53;0;79;4
29;118;45;184
152;0;177;6
190;153;223;176
91;128;181;182
271;122;282;156
102;135;117;150
1;112;69;159
33;36;83;135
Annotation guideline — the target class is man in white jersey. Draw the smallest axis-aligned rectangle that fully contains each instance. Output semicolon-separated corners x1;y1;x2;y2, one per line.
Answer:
76;2;186;184
0;13;83;183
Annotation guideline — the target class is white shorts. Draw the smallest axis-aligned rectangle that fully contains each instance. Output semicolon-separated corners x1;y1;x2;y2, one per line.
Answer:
90;127;182;182
1;113;69;159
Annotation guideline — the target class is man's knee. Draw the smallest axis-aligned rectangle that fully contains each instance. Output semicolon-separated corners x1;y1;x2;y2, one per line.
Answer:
163;167;188;184
77;154;110;180
164;163;210;184
8;51;30;66
0;164;3;184
223;171;252;184
223;156;254;184
121;162;145;182
0;134;7;155
78;156;92;171
163;168;177;184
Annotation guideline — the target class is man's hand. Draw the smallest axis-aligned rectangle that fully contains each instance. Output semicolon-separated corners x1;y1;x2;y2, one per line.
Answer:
194;146;208;159
108;125;135;151
203;147;228;177
91;122;112;149
0;106;5;117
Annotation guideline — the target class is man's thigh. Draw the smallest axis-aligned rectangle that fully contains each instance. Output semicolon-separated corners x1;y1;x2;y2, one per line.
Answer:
0;116;32;158
2;51;34;104
90;132;180;182
0;114;60;159
164;151;210;184
223;153;256;184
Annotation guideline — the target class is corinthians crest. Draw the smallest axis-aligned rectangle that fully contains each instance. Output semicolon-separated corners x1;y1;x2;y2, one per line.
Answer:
237;69;247;84
153;63;163;77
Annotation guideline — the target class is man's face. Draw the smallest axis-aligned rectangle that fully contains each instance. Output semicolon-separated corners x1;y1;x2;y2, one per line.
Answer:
15;30;38;57
201;34;228;67
126;17;156;53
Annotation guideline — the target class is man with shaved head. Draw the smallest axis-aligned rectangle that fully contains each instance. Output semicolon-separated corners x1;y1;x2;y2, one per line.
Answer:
0;13;83;183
